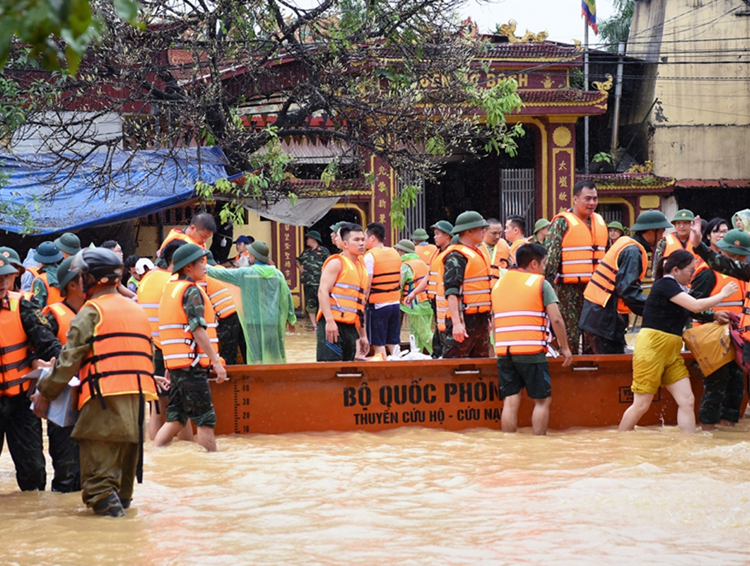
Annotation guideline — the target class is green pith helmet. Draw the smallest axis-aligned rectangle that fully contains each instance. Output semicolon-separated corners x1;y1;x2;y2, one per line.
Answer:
248;241;270;263
307;230;323;243
411;228;429;241
0;247;25;275
451;211;489;234
607;221;626;233
717;229;750;256
34;241;63;264
0;255;19;276
330;221;344;233
671;209;695;223
395;239;416;253
533;219;551;234
206;251;218;266
431;220;454;235
172;244;208;273
57;256;79;295
630;210;673;232
54;232;81;256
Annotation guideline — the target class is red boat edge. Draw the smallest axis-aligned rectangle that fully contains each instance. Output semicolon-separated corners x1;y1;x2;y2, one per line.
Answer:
209;354;747;435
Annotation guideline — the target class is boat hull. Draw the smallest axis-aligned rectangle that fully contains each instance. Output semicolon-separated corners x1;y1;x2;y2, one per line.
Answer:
210;355;741;434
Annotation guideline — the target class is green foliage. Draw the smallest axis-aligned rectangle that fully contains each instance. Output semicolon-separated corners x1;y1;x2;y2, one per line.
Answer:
0;0;141;73
593;151;614;164
320;159;339;188
598;0;634;51
390;183;419;230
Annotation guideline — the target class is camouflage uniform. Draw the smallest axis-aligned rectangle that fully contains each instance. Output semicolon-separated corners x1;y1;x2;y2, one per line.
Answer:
297;246;330;314
165;280;217;428
441;251;492;358
1;296;61;491
544;215;586;354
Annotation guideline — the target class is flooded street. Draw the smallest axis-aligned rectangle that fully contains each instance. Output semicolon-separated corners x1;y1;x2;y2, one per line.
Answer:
2;329;750;565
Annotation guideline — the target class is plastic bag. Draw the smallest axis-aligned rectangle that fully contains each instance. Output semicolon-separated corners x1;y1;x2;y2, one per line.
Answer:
682;323;735;376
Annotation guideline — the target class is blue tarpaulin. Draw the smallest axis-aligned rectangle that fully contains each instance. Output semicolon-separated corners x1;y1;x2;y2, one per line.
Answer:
0;147;228;235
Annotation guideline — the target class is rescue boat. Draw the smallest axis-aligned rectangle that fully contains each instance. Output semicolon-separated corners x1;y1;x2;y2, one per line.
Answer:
210;354;736;435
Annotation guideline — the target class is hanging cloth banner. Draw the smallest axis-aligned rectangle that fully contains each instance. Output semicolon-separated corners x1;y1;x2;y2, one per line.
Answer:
582;0;598;34
221;196;341;227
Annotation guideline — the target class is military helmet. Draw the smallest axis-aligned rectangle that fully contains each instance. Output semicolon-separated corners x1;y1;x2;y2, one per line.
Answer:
630;210;673;232
34;241;63;264
411;228;429;241
431;220;454;235
56;256;79;296
395;239;415;253
671;209;695;223
172;244;208;273
607;221;626;233
71;248;123;285
0;247;25;275
717;229;750;256
54;232;82;256
451;211;489;234
0;255;19;277
533;219;551;234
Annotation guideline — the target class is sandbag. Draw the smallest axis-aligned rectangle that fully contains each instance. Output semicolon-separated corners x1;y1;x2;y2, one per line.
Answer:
682;323;735;376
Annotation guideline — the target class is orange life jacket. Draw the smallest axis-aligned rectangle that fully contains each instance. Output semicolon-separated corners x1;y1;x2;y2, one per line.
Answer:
0;292;31;397
443;244;492;318
367;247;402;304
693;263;745;315
26;266;39;279
78;293;157;409
509;238;526;265
583;236;647;310
33;271;63;306
427;248;447;299
403;257;429;305
483;240;510;280
416;244;438;265
159;279;220;370
136;268;174;348
317;255;368;326
662;234;694;258
431;248;452;331
197;276;237;319
555;211;608;284
158;228;204;253
44;301;76;345
492;270;550;356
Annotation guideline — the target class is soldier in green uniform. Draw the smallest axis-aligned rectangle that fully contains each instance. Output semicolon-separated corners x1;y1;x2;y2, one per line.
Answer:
31;241;64;309
442;211;493;359
155;244;227;452
0;256;61;492
529;219;550;245
296;230;330;331
33;248;158;517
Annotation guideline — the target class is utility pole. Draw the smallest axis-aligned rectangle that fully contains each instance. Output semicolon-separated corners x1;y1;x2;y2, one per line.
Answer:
610;42;626;157
584;19;590;174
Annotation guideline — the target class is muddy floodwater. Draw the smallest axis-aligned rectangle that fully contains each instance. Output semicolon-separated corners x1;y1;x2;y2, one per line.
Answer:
2;329;750;565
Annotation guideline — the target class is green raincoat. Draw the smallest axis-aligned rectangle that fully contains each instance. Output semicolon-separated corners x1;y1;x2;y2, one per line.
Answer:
400;252;434;354
207;264;297;364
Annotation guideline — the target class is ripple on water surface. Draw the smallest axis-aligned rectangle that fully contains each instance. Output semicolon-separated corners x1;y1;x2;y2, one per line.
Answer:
2;424;750;565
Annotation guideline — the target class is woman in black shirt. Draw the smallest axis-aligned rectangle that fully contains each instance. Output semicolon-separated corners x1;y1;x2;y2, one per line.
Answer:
619;250;738;433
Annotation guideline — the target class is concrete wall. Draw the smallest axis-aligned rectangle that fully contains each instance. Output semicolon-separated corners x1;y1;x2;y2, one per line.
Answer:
135;210;273;260
626;0;750;180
